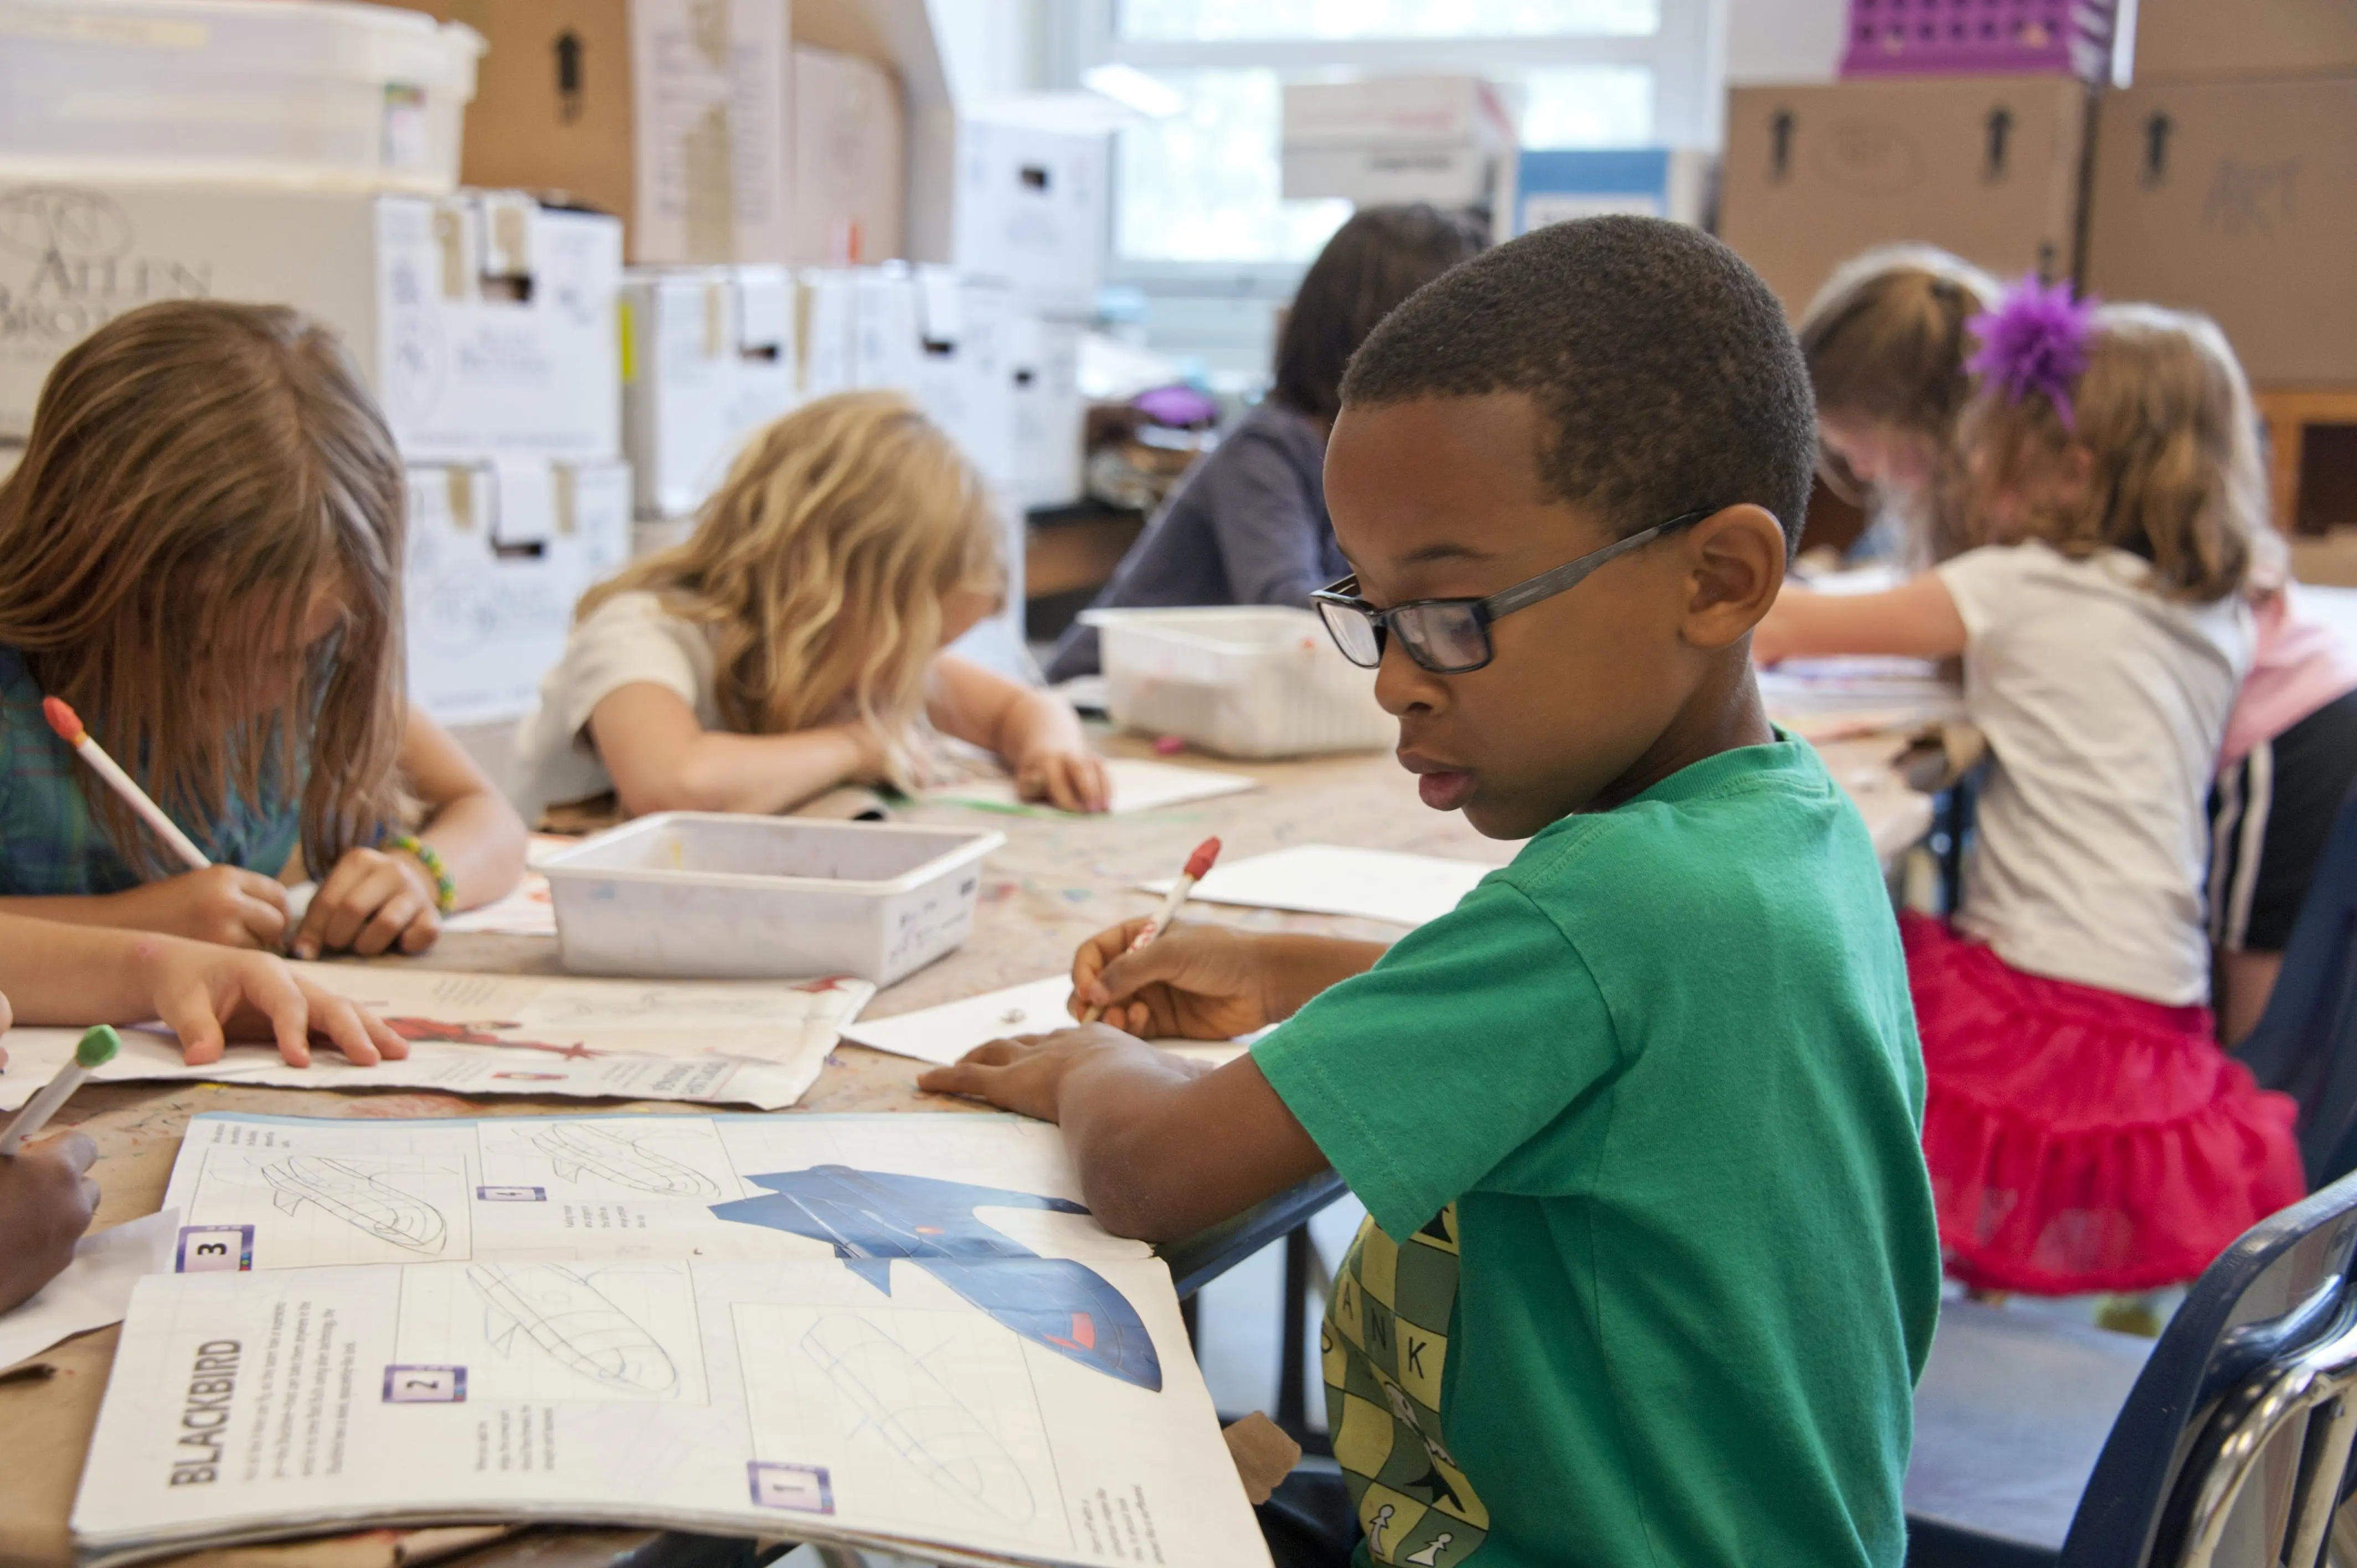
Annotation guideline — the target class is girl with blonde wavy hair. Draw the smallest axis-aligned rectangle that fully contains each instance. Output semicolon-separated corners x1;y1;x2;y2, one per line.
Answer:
1756;286;2305;1299
0;300;527;970
510;391;1107;823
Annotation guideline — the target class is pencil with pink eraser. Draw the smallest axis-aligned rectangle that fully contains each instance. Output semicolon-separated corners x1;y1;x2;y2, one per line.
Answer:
43;696;210;873
1079;836;1222;1025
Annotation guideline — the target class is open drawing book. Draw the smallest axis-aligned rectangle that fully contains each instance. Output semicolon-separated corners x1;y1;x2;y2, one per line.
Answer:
0;965;874;1114
74;1112;1270;1568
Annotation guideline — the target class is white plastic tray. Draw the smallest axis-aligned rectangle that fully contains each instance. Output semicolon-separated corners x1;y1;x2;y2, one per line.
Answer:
1082;604;1393;759
0;0;482;192
538;814;1004;985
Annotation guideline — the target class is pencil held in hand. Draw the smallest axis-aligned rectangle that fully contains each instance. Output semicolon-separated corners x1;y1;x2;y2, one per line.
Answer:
43;697;210;871
1080;837;1222;1025
0;1027;121;1157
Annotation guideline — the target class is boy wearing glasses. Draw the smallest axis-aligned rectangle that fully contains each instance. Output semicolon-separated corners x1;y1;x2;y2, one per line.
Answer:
922;217;1938;1567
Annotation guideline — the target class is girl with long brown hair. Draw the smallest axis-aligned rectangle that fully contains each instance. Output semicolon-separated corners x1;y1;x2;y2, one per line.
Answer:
1797;244;1998;566
510;391;1106;823
0;301;526;960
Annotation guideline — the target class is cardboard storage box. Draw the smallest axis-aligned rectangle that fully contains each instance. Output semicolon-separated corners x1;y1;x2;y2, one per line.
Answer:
405;457;632;723
622;265;798;519
423;0;790;266
0;0;482;194
1281;75;1516;209
909;269;1016;497
1720;76;2092;319
793;44;905;264
0;183;621;460
1507;148;1714;236
950;117;1108;318
2085;74;2357;385
1008;313;1084;512
796;267;860;398
2133;0;2357;81
850;264;922;391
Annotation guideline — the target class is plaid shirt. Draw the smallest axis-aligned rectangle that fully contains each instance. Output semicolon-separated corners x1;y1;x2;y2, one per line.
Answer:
0;646;303;895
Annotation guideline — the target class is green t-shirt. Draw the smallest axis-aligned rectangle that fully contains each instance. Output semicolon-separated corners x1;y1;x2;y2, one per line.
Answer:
1253;736;1939;1568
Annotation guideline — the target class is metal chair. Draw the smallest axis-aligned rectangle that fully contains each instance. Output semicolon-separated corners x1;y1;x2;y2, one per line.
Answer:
1907;1168;2357;1566
2235;783;2357;1186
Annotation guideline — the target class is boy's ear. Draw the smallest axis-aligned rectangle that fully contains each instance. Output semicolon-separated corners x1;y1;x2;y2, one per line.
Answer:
1679;504;1788;651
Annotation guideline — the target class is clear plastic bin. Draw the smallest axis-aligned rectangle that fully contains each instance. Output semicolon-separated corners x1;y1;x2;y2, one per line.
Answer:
0;1;482;192
1082;605;1394;759
538;814;1005;986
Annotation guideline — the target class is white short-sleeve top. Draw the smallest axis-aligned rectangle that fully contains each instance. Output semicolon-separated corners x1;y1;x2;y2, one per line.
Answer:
1936;540;2252;1005
507;590;722;824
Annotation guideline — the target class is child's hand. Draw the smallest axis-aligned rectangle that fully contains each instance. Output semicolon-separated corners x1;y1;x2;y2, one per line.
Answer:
916;1025;1142;1121
105;865;290;950
832;719;896;787
291;847;441;961
1015;747;1111;813
140;939;408;1067
1071;919;1277;1039
0;1131;99;1314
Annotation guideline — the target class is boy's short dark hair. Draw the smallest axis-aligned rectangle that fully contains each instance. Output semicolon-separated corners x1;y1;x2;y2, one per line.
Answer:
1340;215;1817;550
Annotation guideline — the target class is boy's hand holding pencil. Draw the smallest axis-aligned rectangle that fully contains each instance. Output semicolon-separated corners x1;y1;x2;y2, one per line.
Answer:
1068;919;1279;1040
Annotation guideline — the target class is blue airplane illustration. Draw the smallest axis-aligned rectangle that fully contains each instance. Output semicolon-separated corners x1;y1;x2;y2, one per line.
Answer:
711;1165;1162;1391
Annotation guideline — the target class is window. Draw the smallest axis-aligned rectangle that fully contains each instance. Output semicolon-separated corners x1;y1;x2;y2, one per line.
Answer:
1082;0;1723;269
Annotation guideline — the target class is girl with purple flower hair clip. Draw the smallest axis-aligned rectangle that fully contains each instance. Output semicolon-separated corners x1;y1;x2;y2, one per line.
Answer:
1756;288;2308;1308
1963;275;2101;431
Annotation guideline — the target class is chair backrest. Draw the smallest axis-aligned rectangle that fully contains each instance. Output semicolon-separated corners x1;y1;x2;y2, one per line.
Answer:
2235;783;2357;1185
2060;1168;2357;1568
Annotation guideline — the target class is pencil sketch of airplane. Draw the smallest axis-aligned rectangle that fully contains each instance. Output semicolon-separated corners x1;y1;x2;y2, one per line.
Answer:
466;1263;680;1395
711;1165;1162;1391
260;1157;447;1253
528;1122;721;1197
801;1314;1036;1524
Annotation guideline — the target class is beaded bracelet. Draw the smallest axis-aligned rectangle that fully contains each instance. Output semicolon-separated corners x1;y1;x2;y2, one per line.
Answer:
382;832;457;915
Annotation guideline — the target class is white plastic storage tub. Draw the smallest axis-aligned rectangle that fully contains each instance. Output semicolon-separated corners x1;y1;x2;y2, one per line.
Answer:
538;814;1005;986
0;0;482;192
1082;605;1394;759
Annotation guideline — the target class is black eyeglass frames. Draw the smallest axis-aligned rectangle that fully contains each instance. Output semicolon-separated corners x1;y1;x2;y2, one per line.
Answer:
1309;509;1713;675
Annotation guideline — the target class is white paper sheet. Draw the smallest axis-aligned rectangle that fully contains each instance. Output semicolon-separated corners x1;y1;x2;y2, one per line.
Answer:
0;964;874;1113
0;1207;178;1369
75;1113;1272;1568
1148;843;1494;928
840;978;1264;1072
840;977;1083;1065
927;758;1258;817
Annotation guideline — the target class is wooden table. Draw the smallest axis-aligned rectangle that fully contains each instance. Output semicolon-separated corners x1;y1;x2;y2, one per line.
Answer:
0;730;1929;1568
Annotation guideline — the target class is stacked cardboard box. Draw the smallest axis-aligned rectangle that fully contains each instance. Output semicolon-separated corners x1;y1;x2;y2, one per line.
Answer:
431;0;1097;606
1718;74;2092;321
2085;0;2357;391
2085;0;2357;557
0;177;629;727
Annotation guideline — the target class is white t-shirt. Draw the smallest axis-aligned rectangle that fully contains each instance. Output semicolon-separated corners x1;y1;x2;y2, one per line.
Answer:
1937;541;2252;1005
507;590;723;824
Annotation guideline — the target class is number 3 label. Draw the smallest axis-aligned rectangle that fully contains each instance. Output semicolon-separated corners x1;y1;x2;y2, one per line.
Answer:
176;1225;254;1273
